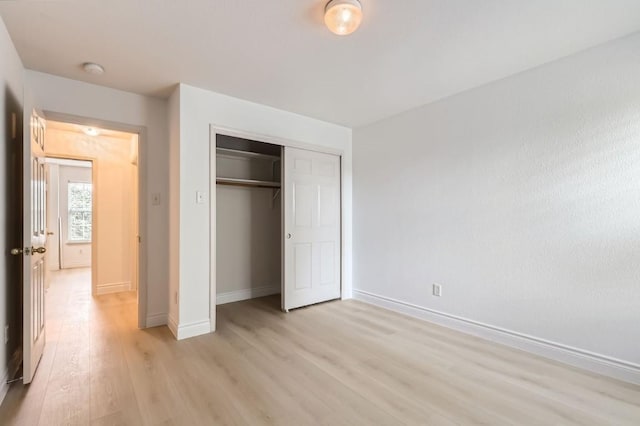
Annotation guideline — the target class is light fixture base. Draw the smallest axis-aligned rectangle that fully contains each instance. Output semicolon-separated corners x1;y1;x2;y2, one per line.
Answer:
324;0;363;36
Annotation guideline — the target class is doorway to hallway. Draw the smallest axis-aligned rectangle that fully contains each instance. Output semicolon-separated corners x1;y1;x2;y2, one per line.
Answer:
44;120;139;301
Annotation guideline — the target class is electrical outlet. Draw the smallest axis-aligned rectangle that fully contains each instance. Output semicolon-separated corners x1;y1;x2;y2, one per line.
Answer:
433;284;442;297
4;325;8;344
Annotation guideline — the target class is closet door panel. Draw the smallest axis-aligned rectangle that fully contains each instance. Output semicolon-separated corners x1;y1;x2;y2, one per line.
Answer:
294;183;314;228
294;243;313;290
284;147;341;311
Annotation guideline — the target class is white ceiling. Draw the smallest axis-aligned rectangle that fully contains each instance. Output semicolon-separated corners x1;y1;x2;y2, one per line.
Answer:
1;1;640;128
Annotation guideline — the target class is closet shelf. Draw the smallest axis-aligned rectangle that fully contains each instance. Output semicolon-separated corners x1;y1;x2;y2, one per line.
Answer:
216;147;280;161
216;177;281;189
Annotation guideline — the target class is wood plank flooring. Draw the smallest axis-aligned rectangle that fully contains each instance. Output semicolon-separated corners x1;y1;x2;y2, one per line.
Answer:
1;268;639;425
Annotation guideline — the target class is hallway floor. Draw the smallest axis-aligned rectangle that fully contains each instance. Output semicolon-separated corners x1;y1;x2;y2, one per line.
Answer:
0;268;137;425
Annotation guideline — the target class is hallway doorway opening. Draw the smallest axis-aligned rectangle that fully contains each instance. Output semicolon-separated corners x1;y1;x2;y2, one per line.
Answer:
44;120;139;310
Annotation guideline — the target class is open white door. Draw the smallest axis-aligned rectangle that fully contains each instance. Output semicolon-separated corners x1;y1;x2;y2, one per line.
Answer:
23;110;47;383
283;147;341;311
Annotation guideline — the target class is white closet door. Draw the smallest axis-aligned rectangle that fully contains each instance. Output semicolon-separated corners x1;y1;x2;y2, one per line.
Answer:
283;147;341;311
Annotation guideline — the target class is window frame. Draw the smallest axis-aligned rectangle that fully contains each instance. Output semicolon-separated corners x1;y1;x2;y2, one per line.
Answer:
67;180;93;243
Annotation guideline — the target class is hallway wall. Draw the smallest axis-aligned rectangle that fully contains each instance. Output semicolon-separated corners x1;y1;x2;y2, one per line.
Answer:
46;127;138;294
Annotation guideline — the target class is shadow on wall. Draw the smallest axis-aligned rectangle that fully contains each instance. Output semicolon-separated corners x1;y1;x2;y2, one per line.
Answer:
3;84;24;378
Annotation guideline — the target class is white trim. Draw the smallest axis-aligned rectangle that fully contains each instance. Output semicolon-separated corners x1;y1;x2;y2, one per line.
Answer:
210;133;217;332
45;157;92;168
339;154;348;301
175;319;211;340
216;285;281;305
353;289;640;385
210;124;344;157
96;281;131;295
145;313;168;328
168;315;178;338
0;368;8;407
45;154;98;297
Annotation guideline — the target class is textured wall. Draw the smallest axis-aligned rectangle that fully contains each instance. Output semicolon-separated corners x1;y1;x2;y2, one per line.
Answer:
353;33;640;365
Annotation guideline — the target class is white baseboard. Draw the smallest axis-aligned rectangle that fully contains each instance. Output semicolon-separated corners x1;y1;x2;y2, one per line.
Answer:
0;368;8;407
145;313;168;328
168;315;178;339
173;319;211;340
353;289;640;385
96;281;131;295
216;285;280;305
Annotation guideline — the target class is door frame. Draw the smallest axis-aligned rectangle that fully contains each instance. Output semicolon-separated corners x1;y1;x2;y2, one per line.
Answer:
42;111;147;329
45;155;96;288
208;124;345;331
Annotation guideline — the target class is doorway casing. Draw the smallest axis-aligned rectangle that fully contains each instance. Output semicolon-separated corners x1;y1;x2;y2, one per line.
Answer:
208;124;346;334
45;155;96;285
42;111;148;329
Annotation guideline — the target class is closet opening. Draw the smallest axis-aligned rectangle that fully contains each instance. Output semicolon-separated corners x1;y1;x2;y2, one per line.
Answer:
211;127;343;327
215;134;283;310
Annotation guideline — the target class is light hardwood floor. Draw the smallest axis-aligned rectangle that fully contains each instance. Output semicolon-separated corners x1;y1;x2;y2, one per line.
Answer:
1;268;639;425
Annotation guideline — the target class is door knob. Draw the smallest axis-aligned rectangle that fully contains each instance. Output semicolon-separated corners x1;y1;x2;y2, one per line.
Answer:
31;247;46;254
10;248;25;255
286;233;292;239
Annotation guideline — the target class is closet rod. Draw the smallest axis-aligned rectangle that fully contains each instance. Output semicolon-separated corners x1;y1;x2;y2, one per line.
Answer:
216;177;281;189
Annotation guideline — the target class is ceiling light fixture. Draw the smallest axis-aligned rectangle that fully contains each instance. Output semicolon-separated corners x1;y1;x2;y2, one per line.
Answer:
82;62;105;75
83;127;99;136
324;0;363;36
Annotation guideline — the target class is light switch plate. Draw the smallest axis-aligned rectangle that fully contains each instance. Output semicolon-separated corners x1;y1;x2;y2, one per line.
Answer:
196;191;205;204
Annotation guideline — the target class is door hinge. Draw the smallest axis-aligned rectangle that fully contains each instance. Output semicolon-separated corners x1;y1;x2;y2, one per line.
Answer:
11;113;17;140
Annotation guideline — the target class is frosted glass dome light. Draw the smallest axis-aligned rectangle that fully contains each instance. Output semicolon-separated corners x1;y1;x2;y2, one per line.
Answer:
324;0;363;36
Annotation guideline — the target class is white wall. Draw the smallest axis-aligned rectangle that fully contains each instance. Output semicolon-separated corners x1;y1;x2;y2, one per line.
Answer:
353;33;640;383
0;15;24;403
26;71;169;326
171;84;352;339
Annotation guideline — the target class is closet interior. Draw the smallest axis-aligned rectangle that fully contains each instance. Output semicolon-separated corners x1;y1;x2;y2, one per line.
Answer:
215;134;282;307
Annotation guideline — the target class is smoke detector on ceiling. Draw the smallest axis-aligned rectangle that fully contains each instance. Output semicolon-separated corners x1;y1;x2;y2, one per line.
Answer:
82;62;105;75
